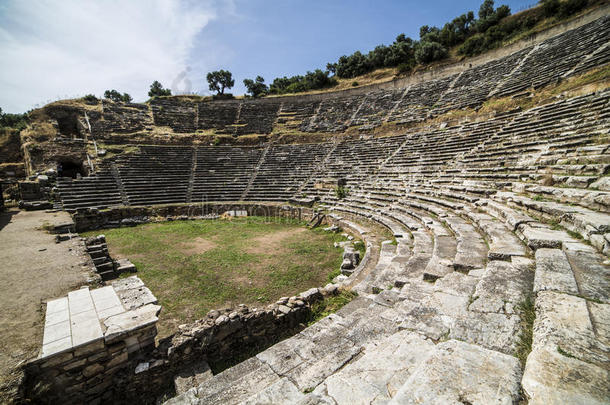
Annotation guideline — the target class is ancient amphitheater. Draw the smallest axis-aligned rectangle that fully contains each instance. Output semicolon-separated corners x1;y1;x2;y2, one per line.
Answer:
1;5;609;405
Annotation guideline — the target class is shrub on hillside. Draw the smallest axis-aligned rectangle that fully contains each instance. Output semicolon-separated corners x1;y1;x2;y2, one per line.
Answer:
268;70;337;95
104;90;132;103
82;94;99;104
415;41;448;64
0;107;29;131
397;62;414;75
459;34;487;57
243;76;269;97
558;0;588;17
540;0;560;17
148;81;171;98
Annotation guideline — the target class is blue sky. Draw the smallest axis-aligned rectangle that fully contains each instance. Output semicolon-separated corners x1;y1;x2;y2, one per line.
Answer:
0;0;536;113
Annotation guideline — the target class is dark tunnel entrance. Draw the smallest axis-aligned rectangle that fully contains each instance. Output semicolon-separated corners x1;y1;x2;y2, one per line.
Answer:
58;161;85;179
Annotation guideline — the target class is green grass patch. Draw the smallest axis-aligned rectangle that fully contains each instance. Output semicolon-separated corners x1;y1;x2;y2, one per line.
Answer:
84;217;347;337
557;345;576;359
354;240;366;260
307;290;357;325
566;229;583;240
515;295;535;367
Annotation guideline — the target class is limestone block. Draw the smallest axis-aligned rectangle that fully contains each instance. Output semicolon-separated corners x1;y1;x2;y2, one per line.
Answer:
517;223;572;250
103;304;160;343
563;249;610;303
90;286;125;320
192;358;279;404
256;335;309;375
433;272;478;297
449;312;521;354
287;345;362;391
534;248;579;294
389;340;522;404
323;331;433;404
299;288;322;303
396;302;450;341
111;275;144;292
590;176;610;191
469;260;531;314
522;348;609;405
114;284;157;311
533;291;607;365
241;377;304;405
173;361;213;396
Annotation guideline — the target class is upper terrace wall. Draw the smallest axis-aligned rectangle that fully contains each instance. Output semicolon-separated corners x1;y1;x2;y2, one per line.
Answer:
93;8;610;135
18;7;610;175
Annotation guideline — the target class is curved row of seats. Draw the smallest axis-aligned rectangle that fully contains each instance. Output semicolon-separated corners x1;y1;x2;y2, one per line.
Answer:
167;171;608;403
58;90;610;257
88;15;609;139
56;88;610;403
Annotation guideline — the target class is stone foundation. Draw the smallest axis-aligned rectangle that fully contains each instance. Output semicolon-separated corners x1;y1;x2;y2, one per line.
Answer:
71;202;313;232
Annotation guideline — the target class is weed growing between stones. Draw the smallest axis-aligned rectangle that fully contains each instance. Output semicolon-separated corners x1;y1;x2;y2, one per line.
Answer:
515;295;535;367
557;345;576;359
335;186;349;199
307;290;357;325
327;268;342;282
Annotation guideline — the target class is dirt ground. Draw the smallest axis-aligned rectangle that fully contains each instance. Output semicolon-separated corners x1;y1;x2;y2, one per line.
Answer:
0;209;95;402
178;237;218;255
245;227;307;255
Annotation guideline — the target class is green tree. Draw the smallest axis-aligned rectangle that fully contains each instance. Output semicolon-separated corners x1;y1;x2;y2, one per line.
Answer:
479;0;495;20
0;107;29;130
540;0;560;16
104;89;132;103
148;80;171;97
206;70;234;95
558;0;588;17
415;41;448;64
243;76;268;97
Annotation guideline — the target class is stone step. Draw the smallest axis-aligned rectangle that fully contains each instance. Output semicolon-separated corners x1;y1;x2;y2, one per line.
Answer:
389;340;522;404
173;361;213;396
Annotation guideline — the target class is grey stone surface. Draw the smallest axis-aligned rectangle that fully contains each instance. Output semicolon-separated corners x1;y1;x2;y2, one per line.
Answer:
470;213;526;259
287;345;362;391
533;291;608;366
174;361;213;396
590;176;610;191
517;223;572;250
449;312;521;354
103;303;160;343
192;357;280;404
240;377;304;405
563;248;610;303
433;271;478;297
522;347;610;405
322;330;433;404
389;340;522;405
534;248;579;294
469;260;532;314
114;281;158;311
394;299;450;341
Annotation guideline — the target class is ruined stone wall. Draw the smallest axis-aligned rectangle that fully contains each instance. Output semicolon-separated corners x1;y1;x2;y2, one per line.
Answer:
115;286;339;403
24;313;158;404
71;202;311;233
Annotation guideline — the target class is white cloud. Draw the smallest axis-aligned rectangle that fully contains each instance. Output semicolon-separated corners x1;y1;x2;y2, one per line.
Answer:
0;0;217;112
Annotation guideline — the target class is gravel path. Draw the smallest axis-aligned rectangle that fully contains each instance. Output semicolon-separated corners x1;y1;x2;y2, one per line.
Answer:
0;209;95;401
